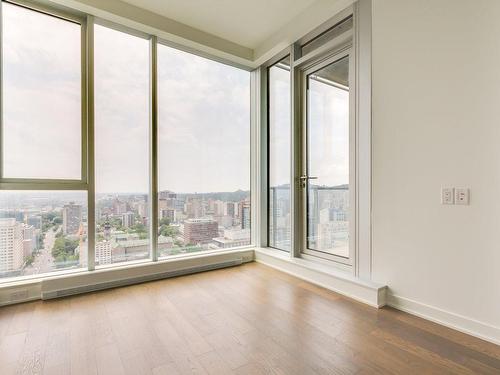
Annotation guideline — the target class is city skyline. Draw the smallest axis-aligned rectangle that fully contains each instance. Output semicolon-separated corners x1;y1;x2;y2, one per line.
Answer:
0;189;252;278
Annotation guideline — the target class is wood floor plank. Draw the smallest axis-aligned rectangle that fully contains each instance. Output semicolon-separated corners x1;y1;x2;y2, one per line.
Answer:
0;263;498;375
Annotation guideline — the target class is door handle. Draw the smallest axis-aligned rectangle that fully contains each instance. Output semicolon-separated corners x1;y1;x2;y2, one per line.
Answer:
300;176;317;188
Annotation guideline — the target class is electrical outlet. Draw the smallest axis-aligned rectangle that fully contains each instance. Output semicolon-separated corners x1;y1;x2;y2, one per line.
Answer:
441;187;454;204
455;188;470;205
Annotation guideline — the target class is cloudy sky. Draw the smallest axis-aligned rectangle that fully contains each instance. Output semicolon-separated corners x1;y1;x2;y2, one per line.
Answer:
268;63;291;187
3;2;345;194
308;69;349;187
3;2;250;194
3;2;81;180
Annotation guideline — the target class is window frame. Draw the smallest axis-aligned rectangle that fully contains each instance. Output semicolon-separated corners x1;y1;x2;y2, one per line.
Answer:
300;48;356;266
0;0;369;286
155;39;253;258
266;54;292;252
91;18;155;268
0;0;255;284
0;0;88;189
261;4;363;272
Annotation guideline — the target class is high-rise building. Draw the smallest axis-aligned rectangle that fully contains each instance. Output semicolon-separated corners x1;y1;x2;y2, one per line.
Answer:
22;225;36;257
122;212;135;228
136;200;149;218
185;197;203;218
95;240;112;265
213;200;224;216
158;198;168;211
0;218;24;273
27;215;42;230
113;199;128;215
160;208;176;222
183;218;218;245
62;202;82;235
224;202;236;217
239;200;251;230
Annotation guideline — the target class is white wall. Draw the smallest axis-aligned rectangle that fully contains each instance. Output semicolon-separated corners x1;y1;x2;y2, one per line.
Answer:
371;0;500;342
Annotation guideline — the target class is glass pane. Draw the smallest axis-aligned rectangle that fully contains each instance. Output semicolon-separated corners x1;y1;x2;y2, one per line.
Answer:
306;56;350;258
0;191;87;279
2;2;82;179
94;25;150;266
268;56;291;251
158;45;250;257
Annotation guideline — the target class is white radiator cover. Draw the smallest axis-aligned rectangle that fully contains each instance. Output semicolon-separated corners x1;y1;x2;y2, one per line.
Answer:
0;249;254;305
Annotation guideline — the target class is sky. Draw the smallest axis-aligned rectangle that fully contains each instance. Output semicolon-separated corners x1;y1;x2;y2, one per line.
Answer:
269;63;291;187
2;2;346;194
3;2;250;194
3;2;81;179
308;64;350;187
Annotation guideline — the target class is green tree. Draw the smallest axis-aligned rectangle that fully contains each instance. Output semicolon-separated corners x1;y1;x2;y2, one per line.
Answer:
159;217;170;226
25;255;34;266
52;237;80;262
159;225;178;238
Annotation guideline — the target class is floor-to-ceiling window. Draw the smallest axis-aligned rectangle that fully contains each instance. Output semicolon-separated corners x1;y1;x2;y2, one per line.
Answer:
265;15;354;265
305;56;351;260
268;56;291;251
0;0;252;283
94;24;150;266
157;44;251;257
0;2;86;279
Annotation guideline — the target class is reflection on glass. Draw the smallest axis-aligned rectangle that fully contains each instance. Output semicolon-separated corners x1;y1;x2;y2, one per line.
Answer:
94;25;150;266
2;2;82;179
268;56;291;251
306;56;350;258
0;191;87;279
157;45;251;257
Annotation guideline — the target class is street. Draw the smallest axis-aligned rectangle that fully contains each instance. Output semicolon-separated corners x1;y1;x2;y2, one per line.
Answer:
22;228;56;276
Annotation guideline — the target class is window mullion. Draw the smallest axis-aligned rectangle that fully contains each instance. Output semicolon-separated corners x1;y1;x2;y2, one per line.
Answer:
150;36;158;262
86;15;96;271
290;43;302;259
0;1;3;181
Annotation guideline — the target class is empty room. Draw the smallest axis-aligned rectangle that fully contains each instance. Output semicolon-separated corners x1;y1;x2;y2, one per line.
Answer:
0;0;499;374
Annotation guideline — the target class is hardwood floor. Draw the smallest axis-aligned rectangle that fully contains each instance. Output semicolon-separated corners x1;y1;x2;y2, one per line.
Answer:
0;262;499;375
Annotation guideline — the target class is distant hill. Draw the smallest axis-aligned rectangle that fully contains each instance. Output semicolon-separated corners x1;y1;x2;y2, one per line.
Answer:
177;190;250;202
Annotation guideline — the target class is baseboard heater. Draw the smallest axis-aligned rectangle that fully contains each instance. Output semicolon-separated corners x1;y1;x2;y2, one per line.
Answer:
41;257;243;300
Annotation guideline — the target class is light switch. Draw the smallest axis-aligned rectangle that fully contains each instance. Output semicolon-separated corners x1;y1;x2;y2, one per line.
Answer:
441;187;454;205
455;188;470;205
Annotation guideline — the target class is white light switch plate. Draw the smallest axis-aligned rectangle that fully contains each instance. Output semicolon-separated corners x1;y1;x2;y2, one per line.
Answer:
441;187;454;204
455;188;470;205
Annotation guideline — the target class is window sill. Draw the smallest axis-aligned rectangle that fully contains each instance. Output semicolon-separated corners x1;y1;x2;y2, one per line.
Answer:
254;247;387;308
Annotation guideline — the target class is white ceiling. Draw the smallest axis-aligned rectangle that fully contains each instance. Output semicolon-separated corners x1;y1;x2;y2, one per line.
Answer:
54;0;351;66
120;0;319;49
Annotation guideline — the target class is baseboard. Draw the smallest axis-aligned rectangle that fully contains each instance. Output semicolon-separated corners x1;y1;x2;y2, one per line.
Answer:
388;294;500;346
254;248;387;308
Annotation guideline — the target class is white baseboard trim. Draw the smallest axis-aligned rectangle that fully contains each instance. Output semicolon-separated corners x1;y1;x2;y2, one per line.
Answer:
254;248;387;308
387;294;500;346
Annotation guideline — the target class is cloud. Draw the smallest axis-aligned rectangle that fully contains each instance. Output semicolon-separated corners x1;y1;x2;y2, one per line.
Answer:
157;45;250;193
4;4;251;194
2;3;81;179
308;80;350;187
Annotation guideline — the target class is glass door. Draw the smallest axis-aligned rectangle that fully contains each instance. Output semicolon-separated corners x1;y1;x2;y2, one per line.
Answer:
302;52;353;263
